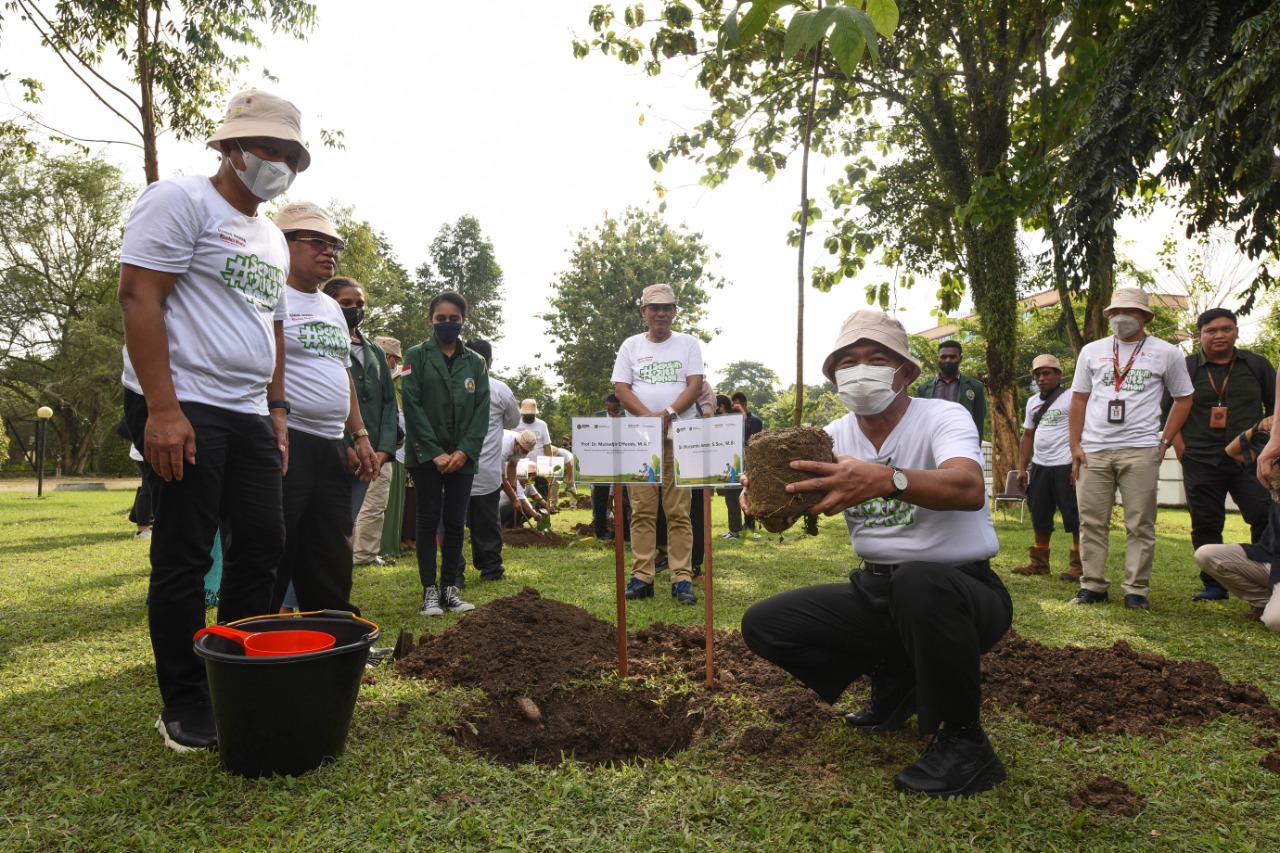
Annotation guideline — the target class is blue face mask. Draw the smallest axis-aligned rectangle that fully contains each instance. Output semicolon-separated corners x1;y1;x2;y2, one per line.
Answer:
433;321;463;345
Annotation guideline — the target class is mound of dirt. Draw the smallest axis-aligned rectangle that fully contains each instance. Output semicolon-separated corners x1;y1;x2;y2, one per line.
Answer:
981;632;1280;738
744;427;834;533
502;529;565;548
1070;776;1145;816
570;522;595;538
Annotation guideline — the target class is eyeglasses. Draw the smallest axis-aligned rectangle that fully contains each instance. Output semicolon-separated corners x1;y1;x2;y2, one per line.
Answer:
290;236;345;258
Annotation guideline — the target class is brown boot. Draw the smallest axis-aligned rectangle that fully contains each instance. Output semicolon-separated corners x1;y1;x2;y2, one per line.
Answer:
1012;546;1051;575
1059;550;1082;582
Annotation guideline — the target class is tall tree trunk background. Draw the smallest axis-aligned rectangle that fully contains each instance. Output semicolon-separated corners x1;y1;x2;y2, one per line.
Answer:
967;219;1022;487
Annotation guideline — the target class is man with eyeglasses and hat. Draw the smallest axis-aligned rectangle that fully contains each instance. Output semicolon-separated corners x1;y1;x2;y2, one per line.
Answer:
740;310;1012;799
118;90;309;753
1067;287;1194;610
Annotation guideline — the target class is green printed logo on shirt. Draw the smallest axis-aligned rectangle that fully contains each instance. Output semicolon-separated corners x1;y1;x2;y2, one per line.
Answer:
221;253;285;309
845;497;915;528
637;359;683;385
296;321;348;361
1100;366;1154;393
1039;408;1066;427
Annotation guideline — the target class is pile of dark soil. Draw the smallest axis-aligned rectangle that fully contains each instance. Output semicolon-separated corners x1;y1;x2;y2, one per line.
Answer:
743;427;834;533
981;633;1280;738
570;522;595;538
393;589;1280;778
1070;777;1145;816
502;529;565;548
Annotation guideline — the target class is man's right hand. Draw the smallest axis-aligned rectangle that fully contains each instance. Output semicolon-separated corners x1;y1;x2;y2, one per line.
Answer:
1016;469;1029;491
1069;446;1087;486
145;408;196;482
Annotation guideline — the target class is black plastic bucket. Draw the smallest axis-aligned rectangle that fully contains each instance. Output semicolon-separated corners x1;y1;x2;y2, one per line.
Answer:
194;611;379;778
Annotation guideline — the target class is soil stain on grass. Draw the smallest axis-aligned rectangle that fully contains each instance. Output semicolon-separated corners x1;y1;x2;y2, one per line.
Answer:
396;589;1280;772
1069;776;1146;816
501;529;565;548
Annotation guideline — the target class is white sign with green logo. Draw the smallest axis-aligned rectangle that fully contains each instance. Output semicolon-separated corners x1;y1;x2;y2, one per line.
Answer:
570;417;663;485
671;414;744;489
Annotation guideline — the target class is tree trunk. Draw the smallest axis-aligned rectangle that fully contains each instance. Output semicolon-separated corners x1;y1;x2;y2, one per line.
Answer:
966;219;1022;488
136;1;160;184
1082;218;1116;344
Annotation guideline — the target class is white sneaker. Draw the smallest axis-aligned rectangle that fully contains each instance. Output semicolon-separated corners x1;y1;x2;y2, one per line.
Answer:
441;585;474;613
419;586;443;617
135;528;152;540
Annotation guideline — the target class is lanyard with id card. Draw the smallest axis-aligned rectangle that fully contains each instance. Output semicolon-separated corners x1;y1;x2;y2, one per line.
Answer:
1205;358;1235;429
1109;335;1148;424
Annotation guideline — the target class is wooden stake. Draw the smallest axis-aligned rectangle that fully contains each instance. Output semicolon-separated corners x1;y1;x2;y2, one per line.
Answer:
613;484;628;677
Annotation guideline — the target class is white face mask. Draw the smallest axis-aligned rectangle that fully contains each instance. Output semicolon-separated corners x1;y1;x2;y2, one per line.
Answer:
1109;314;1142;339
835;363;903;415
233;144;296;201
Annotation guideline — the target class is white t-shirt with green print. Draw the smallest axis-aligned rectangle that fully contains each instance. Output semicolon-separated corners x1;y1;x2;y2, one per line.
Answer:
120;175;289;415
281;288;352;440
1070;335;1193;452
610;332;705;419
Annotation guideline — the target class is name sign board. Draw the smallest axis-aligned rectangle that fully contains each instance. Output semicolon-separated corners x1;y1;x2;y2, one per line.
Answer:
671;414;744;489
571;417;663;485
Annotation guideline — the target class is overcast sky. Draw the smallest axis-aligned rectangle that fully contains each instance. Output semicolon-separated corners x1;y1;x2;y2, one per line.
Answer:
4;1;1200;392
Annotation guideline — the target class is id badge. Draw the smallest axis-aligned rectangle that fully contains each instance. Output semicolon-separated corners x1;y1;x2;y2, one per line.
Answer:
1210;405;1228;429
1107;398;1126;424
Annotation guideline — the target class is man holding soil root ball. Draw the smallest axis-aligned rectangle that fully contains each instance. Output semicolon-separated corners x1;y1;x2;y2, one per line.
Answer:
740;310;1012;798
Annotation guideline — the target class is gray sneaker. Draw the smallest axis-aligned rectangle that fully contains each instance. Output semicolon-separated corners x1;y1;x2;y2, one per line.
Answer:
419;585;443;617
441;585;475;613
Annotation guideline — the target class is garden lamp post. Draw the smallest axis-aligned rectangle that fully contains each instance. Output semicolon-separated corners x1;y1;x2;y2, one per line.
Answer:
36;406;53;498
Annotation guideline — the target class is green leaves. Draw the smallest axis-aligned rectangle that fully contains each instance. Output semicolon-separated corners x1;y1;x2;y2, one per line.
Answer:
782;2;896;74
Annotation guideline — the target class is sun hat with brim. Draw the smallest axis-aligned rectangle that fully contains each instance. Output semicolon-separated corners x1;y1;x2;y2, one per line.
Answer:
520;399;539;415
1103;287;1153;320
374;336;402;359
515;431;537;452
821;310;920;383
206;90;311;172
1032;354;1062;373
272;201;340;240
641;283;677;306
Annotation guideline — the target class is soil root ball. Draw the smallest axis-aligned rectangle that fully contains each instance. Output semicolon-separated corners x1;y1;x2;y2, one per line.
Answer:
744;427;835;533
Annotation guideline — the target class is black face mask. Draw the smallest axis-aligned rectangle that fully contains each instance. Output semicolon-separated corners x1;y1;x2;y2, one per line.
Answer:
342;306;364;330
433;321;463;345
939;361;960;376
521;414;535;424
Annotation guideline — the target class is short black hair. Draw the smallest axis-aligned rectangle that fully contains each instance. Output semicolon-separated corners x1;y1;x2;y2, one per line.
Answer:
322;276;361;299
429;290;468;318
606;393;620;405
466;338;492;362
716;394;732;411
939;340;962;354
731;391;748;407
1197;307;1237;330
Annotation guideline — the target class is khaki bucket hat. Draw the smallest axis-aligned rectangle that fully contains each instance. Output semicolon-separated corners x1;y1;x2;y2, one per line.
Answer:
822;310;921;383
272;201;340;240
641;283;677;306
206;91;311;172
1103;287;1153;320
1032;354;1062;373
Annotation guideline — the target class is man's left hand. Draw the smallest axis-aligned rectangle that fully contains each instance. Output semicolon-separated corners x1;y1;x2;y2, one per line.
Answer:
355;439;379;481
271;409;290;477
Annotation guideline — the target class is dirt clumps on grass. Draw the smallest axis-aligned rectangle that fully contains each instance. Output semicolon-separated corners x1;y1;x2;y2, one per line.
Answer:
502;528;565;548
743;427;835;533
1070;776;1145;816
981;632;1280;738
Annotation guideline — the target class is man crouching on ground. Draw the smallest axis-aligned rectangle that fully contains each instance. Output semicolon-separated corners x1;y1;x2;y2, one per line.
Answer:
740;310;1012;798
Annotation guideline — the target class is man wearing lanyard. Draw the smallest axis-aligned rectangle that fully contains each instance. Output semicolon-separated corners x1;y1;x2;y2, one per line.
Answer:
1067;288;1194;609
1169;308;1275;601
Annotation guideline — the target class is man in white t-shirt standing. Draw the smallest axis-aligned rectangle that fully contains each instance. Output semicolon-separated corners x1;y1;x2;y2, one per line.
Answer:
459;339;521;582
118;91;309;753
1011;354;1081;579
270;203;378;614
741;310;1012;799
612;283;705;606
1068;287;1194;610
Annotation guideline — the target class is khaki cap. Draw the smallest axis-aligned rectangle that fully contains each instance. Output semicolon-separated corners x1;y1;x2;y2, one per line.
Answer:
273;201;341;240
821;310;920;383
374;336;402;358
1032;354;1062;373
641;283;677;306
206;90;311;172
1104;287;1153;319
520;399;539;415
515;430;537;452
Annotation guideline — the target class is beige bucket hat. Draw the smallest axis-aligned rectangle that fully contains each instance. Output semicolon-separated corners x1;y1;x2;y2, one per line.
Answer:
515;430;538;453
821;310;921;383
206;91;311;172
1031;354;1062;373
272;201;340;240
520;399;539;416
374;336;402;359
641;283;677;306
1103;287;1153;320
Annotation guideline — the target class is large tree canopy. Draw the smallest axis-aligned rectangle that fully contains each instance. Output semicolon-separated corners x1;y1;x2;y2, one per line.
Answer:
415;215;506;344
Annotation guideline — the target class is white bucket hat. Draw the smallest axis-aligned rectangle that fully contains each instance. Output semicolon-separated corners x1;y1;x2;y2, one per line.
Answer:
206;91;311;172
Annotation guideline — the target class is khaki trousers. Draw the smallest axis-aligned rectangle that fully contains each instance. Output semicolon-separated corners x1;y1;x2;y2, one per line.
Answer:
1194;544;1280;632
1075;446;1162;597
628;438;692;584
352;461;393;563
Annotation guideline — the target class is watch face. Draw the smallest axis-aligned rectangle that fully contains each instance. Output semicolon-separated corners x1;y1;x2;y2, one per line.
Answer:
892;470;909;491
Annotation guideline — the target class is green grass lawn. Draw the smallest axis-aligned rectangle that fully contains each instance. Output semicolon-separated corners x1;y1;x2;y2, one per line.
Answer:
3;490;1279;851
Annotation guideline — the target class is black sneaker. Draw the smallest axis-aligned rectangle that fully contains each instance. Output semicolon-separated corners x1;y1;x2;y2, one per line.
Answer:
672;580;697;605
1124;594;1150;610
1192;586;1228;601
441;585;475;613
154;703;217;753
845;673;917;731
893;726;1006;798
1068;588;1108;605
625;578;654;599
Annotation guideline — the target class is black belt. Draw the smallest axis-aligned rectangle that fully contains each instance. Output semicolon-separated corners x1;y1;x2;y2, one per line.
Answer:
863;562;900;576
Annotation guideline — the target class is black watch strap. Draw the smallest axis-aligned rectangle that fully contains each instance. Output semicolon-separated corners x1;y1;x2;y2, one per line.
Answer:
268;400;291;414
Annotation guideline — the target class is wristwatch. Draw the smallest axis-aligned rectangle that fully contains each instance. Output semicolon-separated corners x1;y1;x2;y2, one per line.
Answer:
1158;436;1173;448
665;406;678;420
888;466;908;499
351;428;370;440
267;399;291;414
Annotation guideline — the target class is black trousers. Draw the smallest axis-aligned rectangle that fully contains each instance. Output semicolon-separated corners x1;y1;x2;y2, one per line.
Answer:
465;488;505;579
411;464;473;591
592;483;631;540
1183;454;1273;590
690;488;708;568
271;428;357;614
124;391;283;712
1026;463;1079;535
741;560;1012;733
722;487;753;533
129;460;153;526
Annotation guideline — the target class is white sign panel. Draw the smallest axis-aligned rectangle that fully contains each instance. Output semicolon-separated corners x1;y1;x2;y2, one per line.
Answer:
671;414;745;489
571;417;664;485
